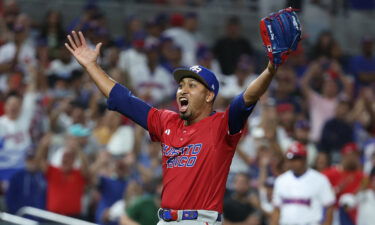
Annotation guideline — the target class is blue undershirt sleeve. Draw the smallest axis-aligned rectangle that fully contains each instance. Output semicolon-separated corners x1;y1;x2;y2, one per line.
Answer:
228;92;257;135
106;83;152;130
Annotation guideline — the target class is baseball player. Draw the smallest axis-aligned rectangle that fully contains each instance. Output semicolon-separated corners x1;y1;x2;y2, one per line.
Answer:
271;142;335;225
65;8;301;225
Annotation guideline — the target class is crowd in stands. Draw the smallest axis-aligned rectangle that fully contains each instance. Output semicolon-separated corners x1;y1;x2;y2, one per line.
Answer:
0;0;374;225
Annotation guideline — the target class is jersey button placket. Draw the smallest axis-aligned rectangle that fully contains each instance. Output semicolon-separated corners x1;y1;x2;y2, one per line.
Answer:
180;129;187;141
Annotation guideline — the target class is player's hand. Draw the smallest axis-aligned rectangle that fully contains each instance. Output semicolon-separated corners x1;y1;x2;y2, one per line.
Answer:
65;30;102;68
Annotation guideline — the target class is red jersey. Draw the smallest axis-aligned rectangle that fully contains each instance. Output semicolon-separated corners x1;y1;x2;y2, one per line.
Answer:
322;166;365;222
322;166;365;199
46;165;86;215
147;107;243;213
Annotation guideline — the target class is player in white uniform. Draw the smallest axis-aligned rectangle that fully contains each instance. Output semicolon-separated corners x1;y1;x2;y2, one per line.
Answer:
271;142;335;225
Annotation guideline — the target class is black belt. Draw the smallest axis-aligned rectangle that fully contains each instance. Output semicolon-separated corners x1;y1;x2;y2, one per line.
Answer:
158;209;222;222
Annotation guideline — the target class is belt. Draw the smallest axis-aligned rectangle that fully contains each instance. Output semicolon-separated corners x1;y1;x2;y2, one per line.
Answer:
158;209;222;222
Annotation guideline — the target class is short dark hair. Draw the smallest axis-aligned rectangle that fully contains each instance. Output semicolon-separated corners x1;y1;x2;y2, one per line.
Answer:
5;91;22;101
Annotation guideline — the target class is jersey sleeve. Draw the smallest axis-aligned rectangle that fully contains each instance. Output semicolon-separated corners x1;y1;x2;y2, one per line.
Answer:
228;92;257;135
318;175;336;207
147;108;175;142
107;83;152;130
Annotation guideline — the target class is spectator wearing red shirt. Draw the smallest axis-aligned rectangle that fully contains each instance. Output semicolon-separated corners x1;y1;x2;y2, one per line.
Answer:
34;133;90;218
322;143;366;225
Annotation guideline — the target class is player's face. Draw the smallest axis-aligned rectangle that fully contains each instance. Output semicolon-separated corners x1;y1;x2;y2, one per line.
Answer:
287;158;306;175
176;78;212;121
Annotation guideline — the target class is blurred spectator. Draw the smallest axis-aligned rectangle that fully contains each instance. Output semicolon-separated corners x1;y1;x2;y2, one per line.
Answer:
50;124;98;167
320;99;354;162
50;100;87;134
47;46;81;80
322;143;366;225
115;16;145;50
118;35;146;77
128;43;175;105
271;142;335;225
133;135;162;183
120;177;162;225
163;12;201;65
1;0;20;31
34;133;90;218
271;65;302;110
228;131;257;180
313;151;331;172
219;55;257;105
91;151;130;225
5;146;46;214
106;122;134;159
0;13;36;92
0;0;20;45
0;68;38;180
144;16;165;47
38;10;66;61
224;173;260;224
348;37;375;88
349;87;375;142
276;103;296;140
356;168;375;225
160;37;184;73
196;45;223;79
294;120;318;166
310;31;336;60
287;43;309;78
301;59;352;142
258;177;275;224
68;3;101;32
213;16;254;75
102;46;132;87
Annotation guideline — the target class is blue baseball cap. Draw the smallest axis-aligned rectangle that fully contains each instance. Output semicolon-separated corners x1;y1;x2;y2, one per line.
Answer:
173;65;219;98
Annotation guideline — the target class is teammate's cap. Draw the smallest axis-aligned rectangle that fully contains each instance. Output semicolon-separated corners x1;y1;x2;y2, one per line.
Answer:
286;142;307;159
341;142;358;155
173;65;219;98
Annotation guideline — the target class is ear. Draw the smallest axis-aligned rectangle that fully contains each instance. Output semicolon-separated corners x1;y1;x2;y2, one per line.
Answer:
206;91;215;103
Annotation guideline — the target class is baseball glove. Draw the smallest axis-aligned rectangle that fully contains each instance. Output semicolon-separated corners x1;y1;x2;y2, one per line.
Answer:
260;7;302;67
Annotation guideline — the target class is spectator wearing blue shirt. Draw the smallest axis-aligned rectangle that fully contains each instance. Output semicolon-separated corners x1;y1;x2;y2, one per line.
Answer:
5;148;46;214
91;151;129;225
349;37;375;88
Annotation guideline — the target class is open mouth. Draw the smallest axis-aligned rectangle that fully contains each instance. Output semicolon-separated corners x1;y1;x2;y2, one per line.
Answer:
179;97;189;113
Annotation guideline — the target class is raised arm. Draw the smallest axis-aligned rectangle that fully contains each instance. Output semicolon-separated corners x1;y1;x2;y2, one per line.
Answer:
242;62;276;106
244;7;301;105
301;62;320;98
34;133;52;173
65;31;115;97
65;31;151;129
